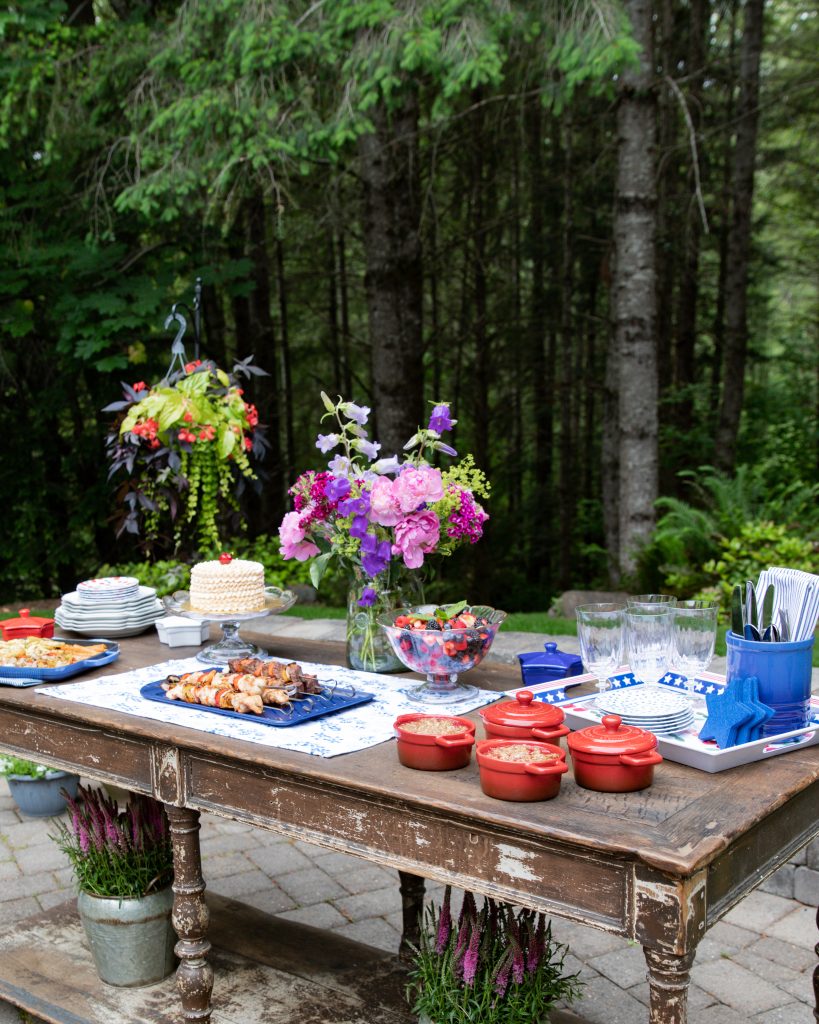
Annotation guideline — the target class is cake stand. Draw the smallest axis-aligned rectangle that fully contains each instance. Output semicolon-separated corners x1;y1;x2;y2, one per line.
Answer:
163;587;297;665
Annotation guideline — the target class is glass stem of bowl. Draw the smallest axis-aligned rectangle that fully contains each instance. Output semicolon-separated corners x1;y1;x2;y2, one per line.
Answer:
425;673;460;697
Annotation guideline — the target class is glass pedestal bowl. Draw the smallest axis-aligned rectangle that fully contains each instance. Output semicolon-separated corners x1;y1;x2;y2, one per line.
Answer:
378;605;506;705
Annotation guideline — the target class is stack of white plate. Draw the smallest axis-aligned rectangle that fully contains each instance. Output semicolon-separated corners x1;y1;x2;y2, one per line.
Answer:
598;685;694;736
55;581;164;638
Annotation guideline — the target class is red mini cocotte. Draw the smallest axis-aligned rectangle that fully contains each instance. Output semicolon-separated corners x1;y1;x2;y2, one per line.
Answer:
393;714;476;771
475;739;568;801
479;690;571;746
567;714;663;793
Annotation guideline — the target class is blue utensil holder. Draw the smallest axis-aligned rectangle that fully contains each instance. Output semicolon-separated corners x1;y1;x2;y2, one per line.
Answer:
725;631;814;734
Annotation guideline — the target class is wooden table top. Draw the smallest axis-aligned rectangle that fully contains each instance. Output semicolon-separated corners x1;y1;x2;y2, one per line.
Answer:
1;630;817;885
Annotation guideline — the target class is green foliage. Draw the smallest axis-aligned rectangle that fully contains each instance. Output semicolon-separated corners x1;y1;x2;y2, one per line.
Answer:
675;521;819;615
0;756;55;779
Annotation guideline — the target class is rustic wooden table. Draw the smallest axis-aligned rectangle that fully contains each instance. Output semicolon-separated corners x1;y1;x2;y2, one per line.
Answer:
0;631;816;1024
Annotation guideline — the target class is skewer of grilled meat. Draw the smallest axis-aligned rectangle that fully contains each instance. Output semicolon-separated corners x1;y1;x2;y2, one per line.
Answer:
163;670;298;710
228;657;322;694
163;681;263;715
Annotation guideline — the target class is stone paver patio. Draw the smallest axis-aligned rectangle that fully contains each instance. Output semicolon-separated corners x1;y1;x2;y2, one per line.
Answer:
0;619;816;1022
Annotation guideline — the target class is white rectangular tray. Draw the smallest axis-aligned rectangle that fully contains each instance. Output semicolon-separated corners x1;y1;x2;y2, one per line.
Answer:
507;671;819;773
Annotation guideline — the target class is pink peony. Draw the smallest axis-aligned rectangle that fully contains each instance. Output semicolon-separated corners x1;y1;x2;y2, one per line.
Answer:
368;476;402;526
392;511;440;569
394;466;444;513
279;511;320;561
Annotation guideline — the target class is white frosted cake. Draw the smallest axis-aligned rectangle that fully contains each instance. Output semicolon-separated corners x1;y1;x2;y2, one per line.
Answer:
189;558;266;614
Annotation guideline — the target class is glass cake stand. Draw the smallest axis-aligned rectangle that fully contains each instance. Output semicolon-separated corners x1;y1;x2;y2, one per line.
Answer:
163;587;297;665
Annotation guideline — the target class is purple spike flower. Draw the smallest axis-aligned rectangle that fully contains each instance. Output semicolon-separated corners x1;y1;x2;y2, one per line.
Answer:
435;885;452;954
462;922;481;986
493;949;513;998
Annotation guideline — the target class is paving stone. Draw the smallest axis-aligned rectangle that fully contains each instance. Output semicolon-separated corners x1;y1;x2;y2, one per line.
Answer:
207;870;273;901
0;810;22;828
276;901;348;931
764;904;819;948
4;820;64;850
336;863;398;895
627;979;716;1011
730;947;807;989
208;817;264;836
692;959;784;1014
0;861;21;881
806;838;819;871
1;896;41;924
752;1003;814;1023
201;852;257;881
566;970;653;1024
789;845;808;867
310;849;369;874
751;935;817;973
722;890;795;932
779;972;815;1005
37;888;74;912
689;1006;748;1024
760;865;795;899
333;885;402;923
330;917;402;954
0;874;62;902
793;865;819;906
588;945;647;990
51;866;74;888
548;919;631;960
237;886;298;917
246;841;313;876
696;920;757;961
276;866;346;904
14;842;67;873
199;831;262;856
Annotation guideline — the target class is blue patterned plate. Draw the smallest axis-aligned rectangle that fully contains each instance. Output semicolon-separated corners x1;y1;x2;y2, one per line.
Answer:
140;680;374;727
0;639;120;681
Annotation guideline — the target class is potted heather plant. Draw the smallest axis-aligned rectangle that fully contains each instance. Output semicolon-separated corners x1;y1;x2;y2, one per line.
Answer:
52;785;176;987
0;757;79;818
408;887;581;1024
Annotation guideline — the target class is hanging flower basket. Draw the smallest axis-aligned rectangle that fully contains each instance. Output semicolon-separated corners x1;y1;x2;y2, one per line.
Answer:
105;356;266;552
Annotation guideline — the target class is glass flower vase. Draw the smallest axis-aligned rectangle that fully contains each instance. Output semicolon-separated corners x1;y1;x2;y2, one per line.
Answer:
346;570;423;674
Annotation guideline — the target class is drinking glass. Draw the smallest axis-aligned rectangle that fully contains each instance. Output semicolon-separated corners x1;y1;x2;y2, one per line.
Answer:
576;603;625;693
627;594;678;608
670;600;718;695
625;607;674;686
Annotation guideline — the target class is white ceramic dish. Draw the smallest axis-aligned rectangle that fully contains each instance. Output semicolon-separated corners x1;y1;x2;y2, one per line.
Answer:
155;617;210;647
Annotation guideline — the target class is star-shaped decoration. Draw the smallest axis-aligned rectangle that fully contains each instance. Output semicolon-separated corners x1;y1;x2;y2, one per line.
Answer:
735;676;774;743
705;685;716;694
693;681;705;692
699;683;755;748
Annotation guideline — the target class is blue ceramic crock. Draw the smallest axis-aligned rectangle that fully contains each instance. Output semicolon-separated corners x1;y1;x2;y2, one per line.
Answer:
517;642;583;688
725;631;814;734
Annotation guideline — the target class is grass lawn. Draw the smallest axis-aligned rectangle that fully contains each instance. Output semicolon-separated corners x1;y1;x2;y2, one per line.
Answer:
3;607;817;665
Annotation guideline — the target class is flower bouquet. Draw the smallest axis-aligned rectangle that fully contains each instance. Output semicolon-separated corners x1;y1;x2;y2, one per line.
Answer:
408;887;581;1024
105;356;266;553
278;394;490;672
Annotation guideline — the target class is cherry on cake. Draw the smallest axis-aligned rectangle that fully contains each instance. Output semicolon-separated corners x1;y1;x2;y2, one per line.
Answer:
189;557;266;614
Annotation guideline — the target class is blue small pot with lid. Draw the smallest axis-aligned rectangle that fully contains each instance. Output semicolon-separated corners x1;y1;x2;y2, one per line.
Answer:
517;642;583;688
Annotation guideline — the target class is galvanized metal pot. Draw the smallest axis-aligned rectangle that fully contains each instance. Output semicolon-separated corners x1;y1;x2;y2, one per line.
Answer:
7;770;79;817
77;886;176;987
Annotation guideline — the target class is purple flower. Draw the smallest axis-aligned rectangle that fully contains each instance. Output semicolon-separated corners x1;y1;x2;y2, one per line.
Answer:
350;514;369;539
462;923;481;986
338;494;370;518
371;455;401;475
341;401;370;425
494;949;513;998
355;438;381;461
436;885;452;954
316;433;339;454
435;442;458;457
357;587;377;607
328;454;353;477
324;476;351;503
360;533;391;576
428;403;454;433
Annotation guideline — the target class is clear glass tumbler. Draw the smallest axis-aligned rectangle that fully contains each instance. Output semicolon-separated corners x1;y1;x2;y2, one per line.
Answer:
576;603;626;693
670;600;718;695
625;606;674;686
627;594;678;608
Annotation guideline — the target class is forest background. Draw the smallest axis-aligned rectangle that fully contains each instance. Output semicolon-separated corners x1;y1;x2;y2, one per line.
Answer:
1;0;817;612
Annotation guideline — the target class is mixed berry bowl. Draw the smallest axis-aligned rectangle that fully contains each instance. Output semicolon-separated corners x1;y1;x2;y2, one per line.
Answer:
379;605;506;704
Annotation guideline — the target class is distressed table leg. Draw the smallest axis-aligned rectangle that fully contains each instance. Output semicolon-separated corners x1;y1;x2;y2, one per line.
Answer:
644;947;695;1024
813;903;818;1023
397;870;426;959
167;804;214;1023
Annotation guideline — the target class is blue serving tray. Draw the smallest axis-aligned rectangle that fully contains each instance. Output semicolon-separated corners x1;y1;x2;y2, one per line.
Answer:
0;638;120;682
140;680;375;728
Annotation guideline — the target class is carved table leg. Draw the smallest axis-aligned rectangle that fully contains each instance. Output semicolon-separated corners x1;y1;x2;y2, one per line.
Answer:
397;870;426;959
644;947;696;1024
166;805;214;1023
813;903;818;1023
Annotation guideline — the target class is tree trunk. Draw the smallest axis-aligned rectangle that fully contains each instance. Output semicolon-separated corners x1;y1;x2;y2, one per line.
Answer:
612;0;659;577
673;0;708;467
275;237;294;488
714;0;765;471
358;89;424;456
558;115;575;589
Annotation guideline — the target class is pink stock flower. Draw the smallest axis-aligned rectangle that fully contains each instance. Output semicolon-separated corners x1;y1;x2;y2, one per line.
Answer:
394;466;443;513
368;476;402;526
279;511;320;561
392;510;440;569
